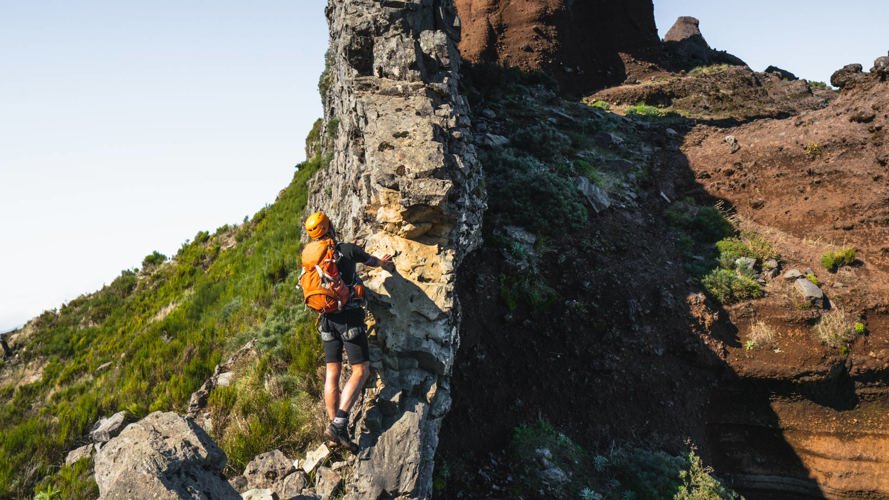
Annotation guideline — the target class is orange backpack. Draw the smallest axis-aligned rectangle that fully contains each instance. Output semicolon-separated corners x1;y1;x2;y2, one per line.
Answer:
299;238;352;314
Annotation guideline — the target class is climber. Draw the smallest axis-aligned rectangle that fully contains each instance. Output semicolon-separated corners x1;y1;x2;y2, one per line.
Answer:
0;332;11;358
302;211;394;452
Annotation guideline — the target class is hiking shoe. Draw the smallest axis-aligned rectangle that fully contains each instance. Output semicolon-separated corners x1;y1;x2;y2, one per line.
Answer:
324;423;358;453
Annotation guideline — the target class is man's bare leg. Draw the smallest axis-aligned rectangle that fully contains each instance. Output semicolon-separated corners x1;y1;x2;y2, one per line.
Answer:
324;362;342;422
338;361;370;414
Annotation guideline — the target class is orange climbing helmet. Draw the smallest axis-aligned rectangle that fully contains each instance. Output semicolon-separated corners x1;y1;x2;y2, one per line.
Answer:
305;211;331;239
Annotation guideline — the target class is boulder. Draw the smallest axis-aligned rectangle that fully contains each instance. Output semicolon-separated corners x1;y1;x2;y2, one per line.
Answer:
830;63;866;89
302;444;330;474
279;471;309;499
94;411;238;499
872;53;889;77
314;467;343;500
795;278;824;305
89;411;129;444
65;444;94;465
664;16;704;43
765;66;798;81
243;450;294;490
725;135;740;153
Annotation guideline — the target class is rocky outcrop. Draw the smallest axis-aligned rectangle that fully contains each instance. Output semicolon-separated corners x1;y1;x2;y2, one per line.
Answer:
309;0;484;498
662;16;746;69
454;0;660;90
94;411;238;499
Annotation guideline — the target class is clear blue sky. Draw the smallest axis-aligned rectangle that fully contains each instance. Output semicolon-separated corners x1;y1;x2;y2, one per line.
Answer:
654;0;887;84
1;1;885;332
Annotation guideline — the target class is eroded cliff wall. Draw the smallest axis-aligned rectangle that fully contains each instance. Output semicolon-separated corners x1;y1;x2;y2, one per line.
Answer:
454;0;660;90
307;0;484;497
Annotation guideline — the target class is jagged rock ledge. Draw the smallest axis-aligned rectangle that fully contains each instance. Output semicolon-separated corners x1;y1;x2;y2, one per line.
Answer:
307;0;484;498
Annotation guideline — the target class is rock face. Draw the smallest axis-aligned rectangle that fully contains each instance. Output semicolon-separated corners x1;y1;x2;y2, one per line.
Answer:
311;0;484;497
89;411;129;444
661;16;746;69
94;411;238;499
454;0;660;90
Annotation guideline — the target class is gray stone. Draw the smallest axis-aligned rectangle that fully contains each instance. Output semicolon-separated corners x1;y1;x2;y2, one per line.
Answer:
95;361;113;373
89;411;128;444
575;176;612;213
302;444;330;474
725;135;740;153
65;444;94;465
229;476;248;493
279;471;308;499
216;371;235;387
795;278;824;304
94;411;238;500
783;269;804;280
241;489;277;500
480;108;496;119
871;53;889;76
244;450;294;490
764;259;780;270
314;467;343;500
483;133;509;147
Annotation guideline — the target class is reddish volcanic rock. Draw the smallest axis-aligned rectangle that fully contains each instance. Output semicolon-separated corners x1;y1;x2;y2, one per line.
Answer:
454;0;660;91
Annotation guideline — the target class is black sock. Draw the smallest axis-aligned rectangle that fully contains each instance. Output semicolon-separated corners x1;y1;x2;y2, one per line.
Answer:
333;409;348;428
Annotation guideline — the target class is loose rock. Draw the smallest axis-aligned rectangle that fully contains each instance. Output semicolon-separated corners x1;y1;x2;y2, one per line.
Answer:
302;444;330;474
575;176;612;213
783;269;804;280
725;135;740;153
65;444;94;465
89;411;129;444
279;471;309;499
795;278;824;305
314;467;344;500
244;450;294;491
241;489;276;500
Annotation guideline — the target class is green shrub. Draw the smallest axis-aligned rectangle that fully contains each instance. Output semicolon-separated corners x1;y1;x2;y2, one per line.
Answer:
511;123;572;160
574;159;602;184
141;251;167;269
667;202;734;244
481;149;588;235
854;322;866;335
701;269;764;304
820;247;856;272
508;420;738;499
807;80;831;90
804;142;822;159
588;99;611;111
806;273;820;286
499;273;558;312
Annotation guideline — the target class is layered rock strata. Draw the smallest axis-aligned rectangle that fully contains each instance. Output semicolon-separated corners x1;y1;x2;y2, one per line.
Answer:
308;0;484;497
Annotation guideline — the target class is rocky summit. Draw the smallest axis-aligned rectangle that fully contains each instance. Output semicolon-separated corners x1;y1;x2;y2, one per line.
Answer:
3;1;889;500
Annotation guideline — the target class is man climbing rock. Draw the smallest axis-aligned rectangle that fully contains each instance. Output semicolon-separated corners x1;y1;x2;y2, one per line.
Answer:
301;211;393;452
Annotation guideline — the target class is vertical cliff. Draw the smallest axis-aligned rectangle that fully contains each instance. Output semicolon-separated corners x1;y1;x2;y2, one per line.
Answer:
308;0;484;497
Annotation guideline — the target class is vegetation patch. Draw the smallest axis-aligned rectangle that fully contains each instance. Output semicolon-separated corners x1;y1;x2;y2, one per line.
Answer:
701;269;764;304
499;273;558;312
0;154;328;498
813;308;857;350
509;420;738;499
689;64;732;76
820;247;856;272
746;321;778;350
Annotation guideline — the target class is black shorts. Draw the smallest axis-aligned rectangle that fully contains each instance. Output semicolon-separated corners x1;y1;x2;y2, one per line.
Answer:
320;308;370;364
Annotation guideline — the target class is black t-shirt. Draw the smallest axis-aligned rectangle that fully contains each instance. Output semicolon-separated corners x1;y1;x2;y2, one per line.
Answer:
335;242;371;286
